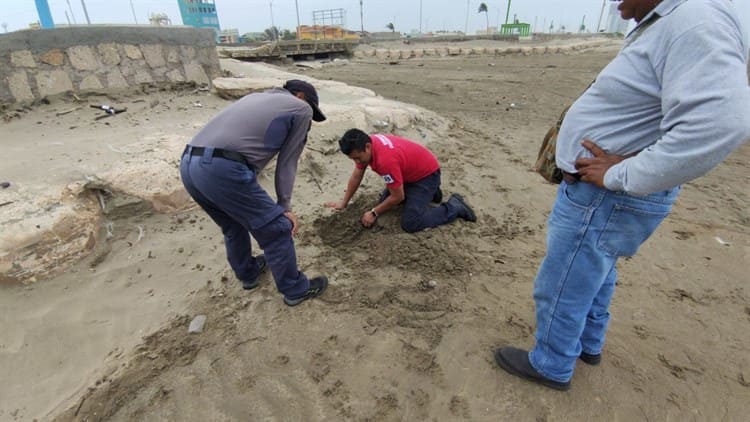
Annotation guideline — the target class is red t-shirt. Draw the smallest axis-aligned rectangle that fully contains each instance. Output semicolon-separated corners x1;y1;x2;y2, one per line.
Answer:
356;134;440;188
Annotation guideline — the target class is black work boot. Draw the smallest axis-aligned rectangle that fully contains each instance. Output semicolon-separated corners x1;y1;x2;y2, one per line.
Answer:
448;193;477;222
242;255;267;290
494;347;571;391
579;351;601;366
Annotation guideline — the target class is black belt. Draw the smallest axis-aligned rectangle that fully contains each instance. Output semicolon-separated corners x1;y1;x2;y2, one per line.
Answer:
562;171;581;185
187;146;252;169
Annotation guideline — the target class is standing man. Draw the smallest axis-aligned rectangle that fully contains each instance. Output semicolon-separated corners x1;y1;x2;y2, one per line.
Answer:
494;0;750;390
180;80;328;306
325;128;476;232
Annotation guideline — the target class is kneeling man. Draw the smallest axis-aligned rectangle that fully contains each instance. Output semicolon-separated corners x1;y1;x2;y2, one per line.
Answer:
325;128;476;232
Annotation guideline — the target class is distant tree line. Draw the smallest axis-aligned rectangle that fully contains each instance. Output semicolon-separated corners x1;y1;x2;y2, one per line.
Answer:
241;26;296;42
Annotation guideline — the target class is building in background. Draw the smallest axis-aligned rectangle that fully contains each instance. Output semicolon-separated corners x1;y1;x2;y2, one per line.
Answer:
298;25;359;41
218;28;240;43
500;20;531;37
298;9;359;40
177;0;220;31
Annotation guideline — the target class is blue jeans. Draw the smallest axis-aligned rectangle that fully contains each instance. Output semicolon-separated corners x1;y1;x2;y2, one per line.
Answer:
400;170;461;233
179;146;310;298
529;181;680;382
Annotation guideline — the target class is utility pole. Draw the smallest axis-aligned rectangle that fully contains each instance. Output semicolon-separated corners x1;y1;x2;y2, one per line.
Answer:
505;0;512;24
269;1;275;40
295;0;301;40
419;0;423;35
359;0;364;35
130;0;138;24
80;0;91;24
1;23;7;33
464;0;469;34
66;0;77;24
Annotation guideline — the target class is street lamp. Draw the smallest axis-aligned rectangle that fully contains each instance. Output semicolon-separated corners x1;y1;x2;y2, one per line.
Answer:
80;0;91;25
419;0;422;35
360;1;364;35
269;1;276;40
130;0;138;24
295;0;301;40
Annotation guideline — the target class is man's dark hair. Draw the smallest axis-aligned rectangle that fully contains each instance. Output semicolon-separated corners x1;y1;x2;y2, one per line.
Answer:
339;128;371;155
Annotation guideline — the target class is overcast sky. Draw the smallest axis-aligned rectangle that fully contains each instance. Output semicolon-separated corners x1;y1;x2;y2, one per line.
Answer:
2;0;750;39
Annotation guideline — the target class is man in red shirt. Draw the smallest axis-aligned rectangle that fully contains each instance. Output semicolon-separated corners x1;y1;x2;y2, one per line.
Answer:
325;128;476;232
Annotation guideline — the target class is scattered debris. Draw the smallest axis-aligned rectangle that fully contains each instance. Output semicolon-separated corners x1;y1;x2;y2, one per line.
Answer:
0;201;13;208
0;182;9;189
715;236;731;246
91;104;127;120
373;120;390;130
188;315;207;333
55;107;81;116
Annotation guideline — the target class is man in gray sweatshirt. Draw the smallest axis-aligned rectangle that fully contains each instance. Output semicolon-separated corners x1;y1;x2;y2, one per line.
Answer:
180;80;328;306
494;0;750;390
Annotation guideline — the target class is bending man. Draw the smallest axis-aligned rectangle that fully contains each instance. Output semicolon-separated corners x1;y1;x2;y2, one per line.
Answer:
180;80;328;306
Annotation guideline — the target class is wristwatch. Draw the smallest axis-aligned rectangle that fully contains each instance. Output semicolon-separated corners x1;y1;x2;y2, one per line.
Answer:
370;208;378;218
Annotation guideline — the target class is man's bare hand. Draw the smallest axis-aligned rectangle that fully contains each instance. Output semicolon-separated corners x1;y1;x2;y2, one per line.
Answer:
284;211;299;236
574;139;629;188
360;211;377;228
324;201;346;210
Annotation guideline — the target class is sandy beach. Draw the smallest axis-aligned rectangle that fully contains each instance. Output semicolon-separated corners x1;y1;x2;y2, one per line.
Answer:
1;38;749;421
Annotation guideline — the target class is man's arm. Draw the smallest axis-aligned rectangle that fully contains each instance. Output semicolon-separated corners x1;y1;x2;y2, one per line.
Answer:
360;185;404;228
602;21;750;194
325;166;366;210
275;110;312;211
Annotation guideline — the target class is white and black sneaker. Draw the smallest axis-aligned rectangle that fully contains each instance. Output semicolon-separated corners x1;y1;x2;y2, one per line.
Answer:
283;276;328;306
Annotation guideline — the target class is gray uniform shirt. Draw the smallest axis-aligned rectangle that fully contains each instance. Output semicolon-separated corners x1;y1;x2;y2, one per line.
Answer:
190;87;313;210
556;0;750;195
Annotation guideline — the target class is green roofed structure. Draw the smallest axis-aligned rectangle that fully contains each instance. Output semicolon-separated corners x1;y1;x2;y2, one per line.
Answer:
500;23;531;36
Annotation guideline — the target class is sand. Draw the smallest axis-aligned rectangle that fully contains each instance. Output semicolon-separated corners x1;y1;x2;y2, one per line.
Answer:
1;38;749;421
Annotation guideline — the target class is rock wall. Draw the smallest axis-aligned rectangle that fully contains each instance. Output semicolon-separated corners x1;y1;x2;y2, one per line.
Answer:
0;26;221;105
352;39;618;61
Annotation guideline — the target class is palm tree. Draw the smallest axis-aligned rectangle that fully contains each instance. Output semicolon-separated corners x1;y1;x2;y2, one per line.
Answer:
263;26;280;41
478;3;489;34
386;22;395;33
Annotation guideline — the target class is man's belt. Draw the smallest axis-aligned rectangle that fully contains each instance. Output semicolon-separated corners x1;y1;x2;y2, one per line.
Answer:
562;171;581;185
188;146;252;169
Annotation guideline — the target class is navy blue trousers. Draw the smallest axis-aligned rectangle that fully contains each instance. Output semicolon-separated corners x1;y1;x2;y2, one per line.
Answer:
179;146;310;297
400;170;461;233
